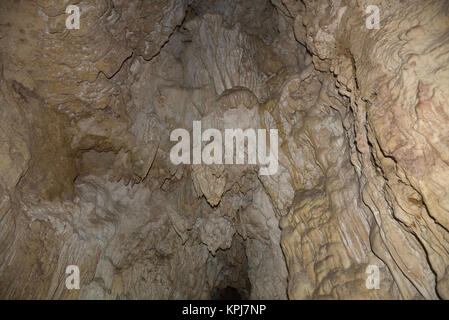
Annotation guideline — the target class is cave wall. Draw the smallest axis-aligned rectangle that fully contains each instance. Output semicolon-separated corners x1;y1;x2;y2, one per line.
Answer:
0;0;448;299
281;0;449;299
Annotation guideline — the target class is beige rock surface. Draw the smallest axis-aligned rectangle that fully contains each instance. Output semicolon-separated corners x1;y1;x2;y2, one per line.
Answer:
0;0;448;299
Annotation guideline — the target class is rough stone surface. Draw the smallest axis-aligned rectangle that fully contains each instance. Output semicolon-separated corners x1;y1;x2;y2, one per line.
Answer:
0;0;448;300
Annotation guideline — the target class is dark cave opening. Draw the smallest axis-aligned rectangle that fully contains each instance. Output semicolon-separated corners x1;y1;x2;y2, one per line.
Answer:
211;286;243;300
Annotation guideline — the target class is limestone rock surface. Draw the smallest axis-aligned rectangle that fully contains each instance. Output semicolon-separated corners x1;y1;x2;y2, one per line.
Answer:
0;0;448;300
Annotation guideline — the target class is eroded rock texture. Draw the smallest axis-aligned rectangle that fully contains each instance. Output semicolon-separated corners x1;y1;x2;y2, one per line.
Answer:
0;0;448;299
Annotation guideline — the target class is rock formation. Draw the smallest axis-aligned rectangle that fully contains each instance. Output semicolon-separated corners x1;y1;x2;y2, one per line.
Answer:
0;0;448;299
